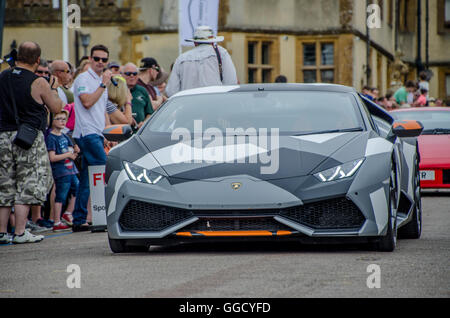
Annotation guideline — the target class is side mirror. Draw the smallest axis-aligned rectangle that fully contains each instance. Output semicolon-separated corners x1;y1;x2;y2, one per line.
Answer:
392;120;424;138
103;125;132;142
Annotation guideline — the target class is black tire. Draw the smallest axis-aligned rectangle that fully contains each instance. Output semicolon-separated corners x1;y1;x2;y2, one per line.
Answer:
109;236;149;253
398;155;422;239
375;162;398;252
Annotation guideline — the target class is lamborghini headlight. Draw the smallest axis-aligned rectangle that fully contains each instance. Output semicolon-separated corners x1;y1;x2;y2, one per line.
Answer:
123;161;164;185
314;158;365;182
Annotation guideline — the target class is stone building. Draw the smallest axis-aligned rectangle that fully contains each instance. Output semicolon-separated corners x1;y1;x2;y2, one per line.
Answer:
2;0;450;101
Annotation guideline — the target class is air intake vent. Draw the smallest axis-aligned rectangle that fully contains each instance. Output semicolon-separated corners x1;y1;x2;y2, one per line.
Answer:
119;200;193;232
280;197;365;229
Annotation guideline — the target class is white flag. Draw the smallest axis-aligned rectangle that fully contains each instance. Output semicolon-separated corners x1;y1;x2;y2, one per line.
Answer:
179;0;220;47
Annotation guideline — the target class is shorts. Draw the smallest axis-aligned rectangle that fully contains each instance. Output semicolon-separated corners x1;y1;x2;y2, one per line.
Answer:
0;131;54;207
54;174;79;203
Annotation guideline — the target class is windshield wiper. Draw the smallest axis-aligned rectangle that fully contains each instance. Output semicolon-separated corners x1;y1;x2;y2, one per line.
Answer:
422;128;450;135
294;127;364;136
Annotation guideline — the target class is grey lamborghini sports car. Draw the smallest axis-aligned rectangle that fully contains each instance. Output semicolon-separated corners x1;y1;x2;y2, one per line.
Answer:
104;84;423;253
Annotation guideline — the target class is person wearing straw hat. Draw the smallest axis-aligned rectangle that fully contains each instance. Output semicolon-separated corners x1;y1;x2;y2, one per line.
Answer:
166;25;238;97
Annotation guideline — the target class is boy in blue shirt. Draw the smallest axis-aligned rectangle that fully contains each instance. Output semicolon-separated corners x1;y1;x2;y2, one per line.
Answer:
46;110;80;231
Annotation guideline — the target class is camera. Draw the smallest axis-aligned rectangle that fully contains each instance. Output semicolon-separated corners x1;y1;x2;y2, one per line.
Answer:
0;49;17;68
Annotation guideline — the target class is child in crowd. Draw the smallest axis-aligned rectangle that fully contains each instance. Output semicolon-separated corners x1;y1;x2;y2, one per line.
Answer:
385;93;398;109
46;110;80;231
418;71;430;101
413;88;428;107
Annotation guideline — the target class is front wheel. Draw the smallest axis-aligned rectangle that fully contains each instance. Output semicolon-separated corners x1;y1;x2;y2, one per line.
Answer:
375;163;398;252
398;155;422;239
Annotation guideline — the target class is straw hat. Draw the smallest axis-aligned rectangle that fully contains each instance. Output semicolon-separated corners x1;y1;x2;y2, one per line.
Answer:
185;25;224;44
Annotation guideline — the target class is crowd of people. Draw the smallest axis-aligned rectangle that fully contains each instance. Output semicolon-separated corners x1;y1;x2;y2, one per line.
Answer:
361;71;447;110
0;26;238;244
0;25;448;245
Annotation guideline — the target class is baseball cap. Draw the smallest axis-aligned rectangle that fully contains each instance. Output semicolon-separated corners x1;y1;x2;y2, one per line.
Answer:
108;61;120;69
140;57;160;71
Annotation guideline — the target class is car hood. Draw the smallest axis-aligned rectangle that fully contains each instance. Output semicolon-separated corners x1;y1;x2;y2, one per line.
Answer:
140;132;366;181
419;134;450;165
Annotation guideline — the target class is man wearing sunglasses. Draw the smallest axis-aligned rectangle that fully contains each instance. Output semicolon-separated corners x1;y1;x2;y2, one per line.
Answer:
123;63;153;129
71;44;113;232
35;59;50;79
50;60;74;107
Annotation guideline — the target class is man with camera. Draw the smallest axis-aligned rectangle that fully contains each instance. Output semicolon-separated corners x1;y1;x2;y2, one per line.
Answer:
35;59;50;79
0;42;64;244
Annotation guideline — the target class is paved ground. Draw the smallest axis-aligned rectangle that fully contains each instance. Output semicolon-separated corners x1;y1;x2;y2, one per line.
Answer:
0;195;449;298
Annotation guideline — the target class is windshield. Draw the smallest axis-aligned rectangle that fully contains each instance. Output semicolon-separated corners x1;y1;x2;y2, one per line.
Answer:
144;91;363;135
392;110;450;134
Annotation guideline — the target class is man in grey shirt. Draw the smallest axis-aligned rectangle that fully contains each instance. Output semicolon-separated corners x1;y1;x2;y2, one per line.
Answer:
166;26;238;97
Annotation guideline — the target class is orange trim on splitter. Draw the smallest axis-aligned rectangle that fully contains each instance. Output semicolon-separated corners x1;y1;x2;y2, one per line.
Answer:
176;231;293;237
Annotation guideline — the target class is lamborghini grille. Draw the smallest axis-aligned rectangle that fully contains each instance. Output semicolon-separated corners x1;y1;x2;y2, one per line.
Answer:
119;197;365;232
279;197;365;229
119;200;193;231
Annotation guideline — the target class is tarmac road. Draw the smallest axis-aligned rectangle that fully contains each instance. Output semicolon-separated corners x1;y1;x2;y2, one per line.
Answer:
0;195;449;298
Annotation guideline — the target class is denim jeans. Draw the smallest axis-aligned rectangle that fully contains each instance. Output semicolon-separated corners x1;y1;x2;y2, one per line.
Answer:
54;174;79;204
73;134;106;226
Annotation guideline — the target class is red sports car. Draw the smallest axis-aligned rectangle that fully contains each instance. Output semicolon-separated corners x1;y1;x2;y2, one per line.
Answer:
391;107;450;190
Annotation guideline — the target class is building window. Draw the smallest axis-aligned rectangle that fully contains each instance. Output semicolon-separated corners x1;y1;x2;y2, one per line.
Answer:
246;36;279;84
378;0;384;21
387;0;393;27
446;0;450;25
438;68;450;99
297;39;336;84
399;0;416;32
438;0;450;33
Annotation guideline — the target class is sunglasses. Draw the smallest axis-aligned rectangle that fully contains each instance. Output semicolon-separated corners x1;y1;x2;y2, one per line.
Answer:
124;72;138;77
56;69;71;74
92;56;109;63
36;70;50;75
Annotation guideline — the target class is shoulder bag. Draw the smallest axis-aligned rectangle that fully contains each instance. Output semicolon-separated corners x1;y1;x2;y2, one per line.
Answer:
212;44;224;83
7;70;38;150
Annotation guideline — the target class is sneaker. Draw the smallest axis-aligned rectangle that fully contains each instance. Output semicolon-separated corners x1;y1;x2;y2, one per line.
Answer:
36;218;54;229
61;213;73;227
26;220;49;233
0;233;10;245
53;222;70;232
12;230;44;244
